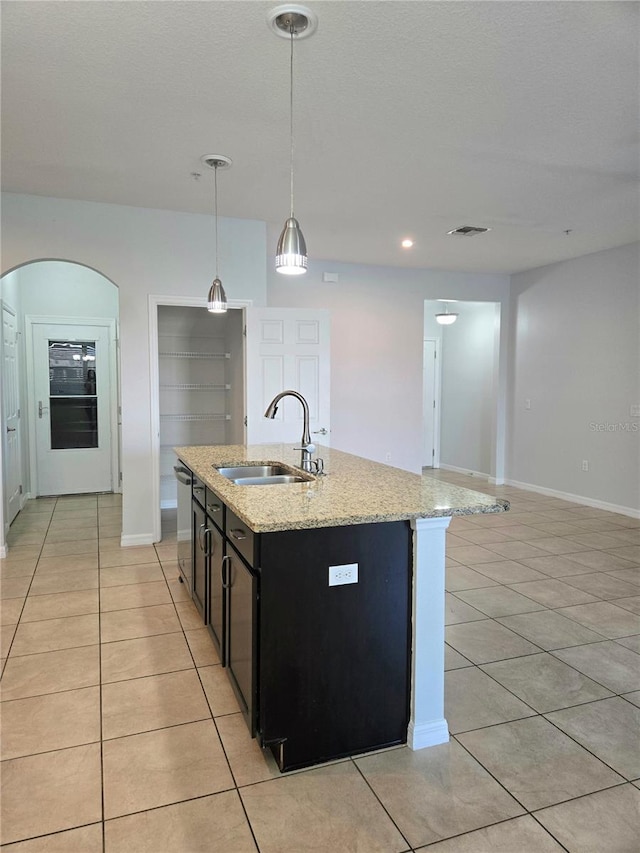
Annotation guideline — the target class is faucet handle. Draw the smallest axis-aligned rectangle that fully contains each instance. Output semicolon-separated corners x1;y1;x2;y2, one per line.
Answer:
294;443;316;454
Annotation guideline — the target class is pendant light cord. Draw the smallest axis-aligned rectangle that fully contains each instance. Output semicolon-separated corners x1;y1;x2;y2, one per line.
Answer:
214;163;219;277
289;25;295;218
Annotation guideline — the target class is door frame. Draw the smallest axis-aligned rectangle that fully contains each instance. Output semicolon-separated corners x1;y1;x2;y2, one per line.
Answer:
25;315;120;497
422;337;442;469
148;294;253;544
1;302;23;538
424;300;506;485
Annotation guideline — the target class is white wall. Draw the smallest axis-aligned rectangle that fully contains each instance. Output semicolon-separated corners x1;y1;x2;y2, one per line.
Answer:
19;260;119;319
508;242;640;512
434;301;499;476
268;256;509;473
1;193;267;544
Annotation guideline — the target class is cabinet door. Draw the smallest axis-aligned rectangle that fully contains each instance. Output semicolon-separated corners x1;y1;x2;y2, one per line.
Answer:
207;522;225;662
226;547;257;734
192;500;208;622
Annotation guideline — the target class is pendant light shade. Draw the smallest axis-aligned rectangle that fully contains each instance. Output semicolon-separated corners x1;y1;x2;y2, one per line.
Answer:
201;154;231;313
435;303;459;325
207;278;227;313
271;6;316;275
276;217;307;274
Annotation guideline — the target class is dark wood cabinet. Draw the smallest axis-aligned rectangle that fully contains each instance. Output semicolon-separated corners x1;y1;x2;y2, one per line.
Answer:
207;522;225;660
184;463;411;773
225;545;258;733
191;498;208;622
259;521;411;771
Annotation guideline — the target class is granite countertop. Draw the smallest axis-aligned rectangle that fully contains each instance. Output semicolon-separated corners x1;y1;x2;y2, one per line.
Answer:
175;443;509;533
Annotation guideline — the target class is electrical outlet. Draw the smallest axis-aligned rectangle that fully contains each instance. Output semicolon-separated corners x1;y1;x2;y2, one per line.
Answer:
582;460;589;472
329;563;358;587
385;453;391;462
525;398;531;410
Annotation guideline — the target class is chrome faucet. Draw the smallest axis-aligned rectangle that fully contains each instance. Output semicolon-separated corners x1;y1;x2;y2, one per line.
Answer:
264;390;322;473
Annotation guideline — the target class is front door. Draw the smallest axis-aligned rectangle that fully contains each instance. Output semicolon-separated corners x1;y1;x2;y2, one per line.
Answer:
32;322;115;496
2;306;22;524
245;308;331;446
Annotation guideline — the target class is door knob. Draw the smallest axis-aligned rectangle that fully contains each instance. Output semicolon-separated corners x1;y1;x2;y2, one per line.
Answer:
7;427;16;433
312;427;328;435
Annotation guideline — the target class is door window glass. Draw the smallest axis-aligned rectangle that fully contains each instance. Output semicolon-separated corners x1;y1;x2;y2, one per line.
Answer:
48;341;98;449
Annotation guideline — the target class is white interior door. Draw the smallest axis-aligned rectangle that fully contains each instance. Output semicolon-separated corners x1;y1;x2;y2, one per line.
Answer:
31;322;115;496
2;306;22;524
423;339;437;467
245;308;330;446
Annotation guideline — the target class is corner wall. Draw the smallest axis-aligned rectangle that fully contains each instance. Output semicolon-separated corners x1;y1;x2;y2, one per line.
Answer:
508;242;640;513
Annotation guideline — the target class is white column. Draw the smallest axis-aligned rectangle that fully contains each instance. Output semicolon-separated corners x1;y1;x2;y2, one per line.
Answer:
408;515;451;749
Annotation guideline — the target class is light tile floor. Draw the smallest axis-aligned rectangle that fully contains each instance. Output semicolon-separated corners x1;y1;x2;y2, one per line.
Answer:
1;476;639;852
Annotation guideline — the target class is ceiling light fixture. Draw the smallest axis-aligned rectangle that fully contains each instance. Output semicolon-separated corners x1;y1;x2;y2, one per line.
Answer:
447;225;491;237
201;154;232;313
401;238;414;248
269;5;317;275
435;304;459;325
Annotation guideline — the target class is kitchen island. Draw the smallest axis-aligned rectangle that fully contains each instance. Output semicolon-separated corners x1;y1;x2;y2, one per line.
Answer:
175;443;508;769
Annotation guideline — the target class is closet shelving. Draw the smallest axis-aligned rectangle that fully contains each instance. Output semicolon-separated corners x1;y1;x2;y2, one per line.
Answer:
159;351;231;359
157;307;245;512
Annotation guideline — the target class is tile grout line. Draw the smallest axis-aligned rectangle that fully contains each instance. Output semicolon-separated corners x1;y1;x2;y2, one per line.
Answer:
95;496;108;853
167;554;265;851
350;756;416;852
1;500;56;664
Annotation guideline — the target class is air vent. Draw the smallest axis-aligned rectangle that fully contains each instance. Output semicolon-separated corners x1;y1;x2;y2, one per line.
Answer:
447;226;491;236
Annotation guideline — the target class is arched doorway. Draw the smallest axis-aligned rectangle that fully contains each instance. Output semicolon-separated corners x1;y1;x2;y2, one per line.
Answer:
1;260;120;552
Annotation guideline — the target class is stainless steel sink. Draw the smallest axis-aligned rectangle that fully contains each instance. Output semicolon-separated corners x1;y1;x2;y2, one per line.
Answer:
216;465;314;485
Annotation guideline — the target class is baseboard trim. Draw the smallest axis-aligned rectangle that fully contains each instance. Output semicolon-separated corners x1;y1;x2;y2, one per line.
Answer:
407;719;450;750
120;533;157;547
440;463;491;480
505;478;640;519
0;544;7;558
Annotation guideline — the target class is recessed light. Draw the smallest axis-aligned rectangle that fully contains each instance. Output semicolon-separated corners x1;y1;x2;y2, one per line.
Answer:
401;238;414;248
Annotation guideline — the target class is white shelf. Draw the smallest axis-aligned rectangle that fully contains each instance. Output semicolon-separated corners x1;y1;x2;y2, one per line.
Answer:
160;383;231;391
158;334;227;340
159;351;230;359
160;413;231;422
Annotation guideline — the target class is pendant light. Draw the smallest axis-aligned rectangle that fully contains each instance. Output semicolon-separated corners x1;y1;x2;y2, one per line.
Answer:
201;154;232;313
435;303;459;325
269;5;317;275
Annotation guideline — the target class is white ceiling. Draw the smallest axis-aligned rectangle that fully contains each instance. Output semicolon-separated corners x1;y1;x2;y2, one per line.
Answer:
2;1;638;274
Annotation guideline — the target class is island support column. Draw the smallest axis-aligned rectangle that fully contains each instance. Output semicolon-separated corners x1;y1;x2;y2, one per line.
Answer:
408;515;451;749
